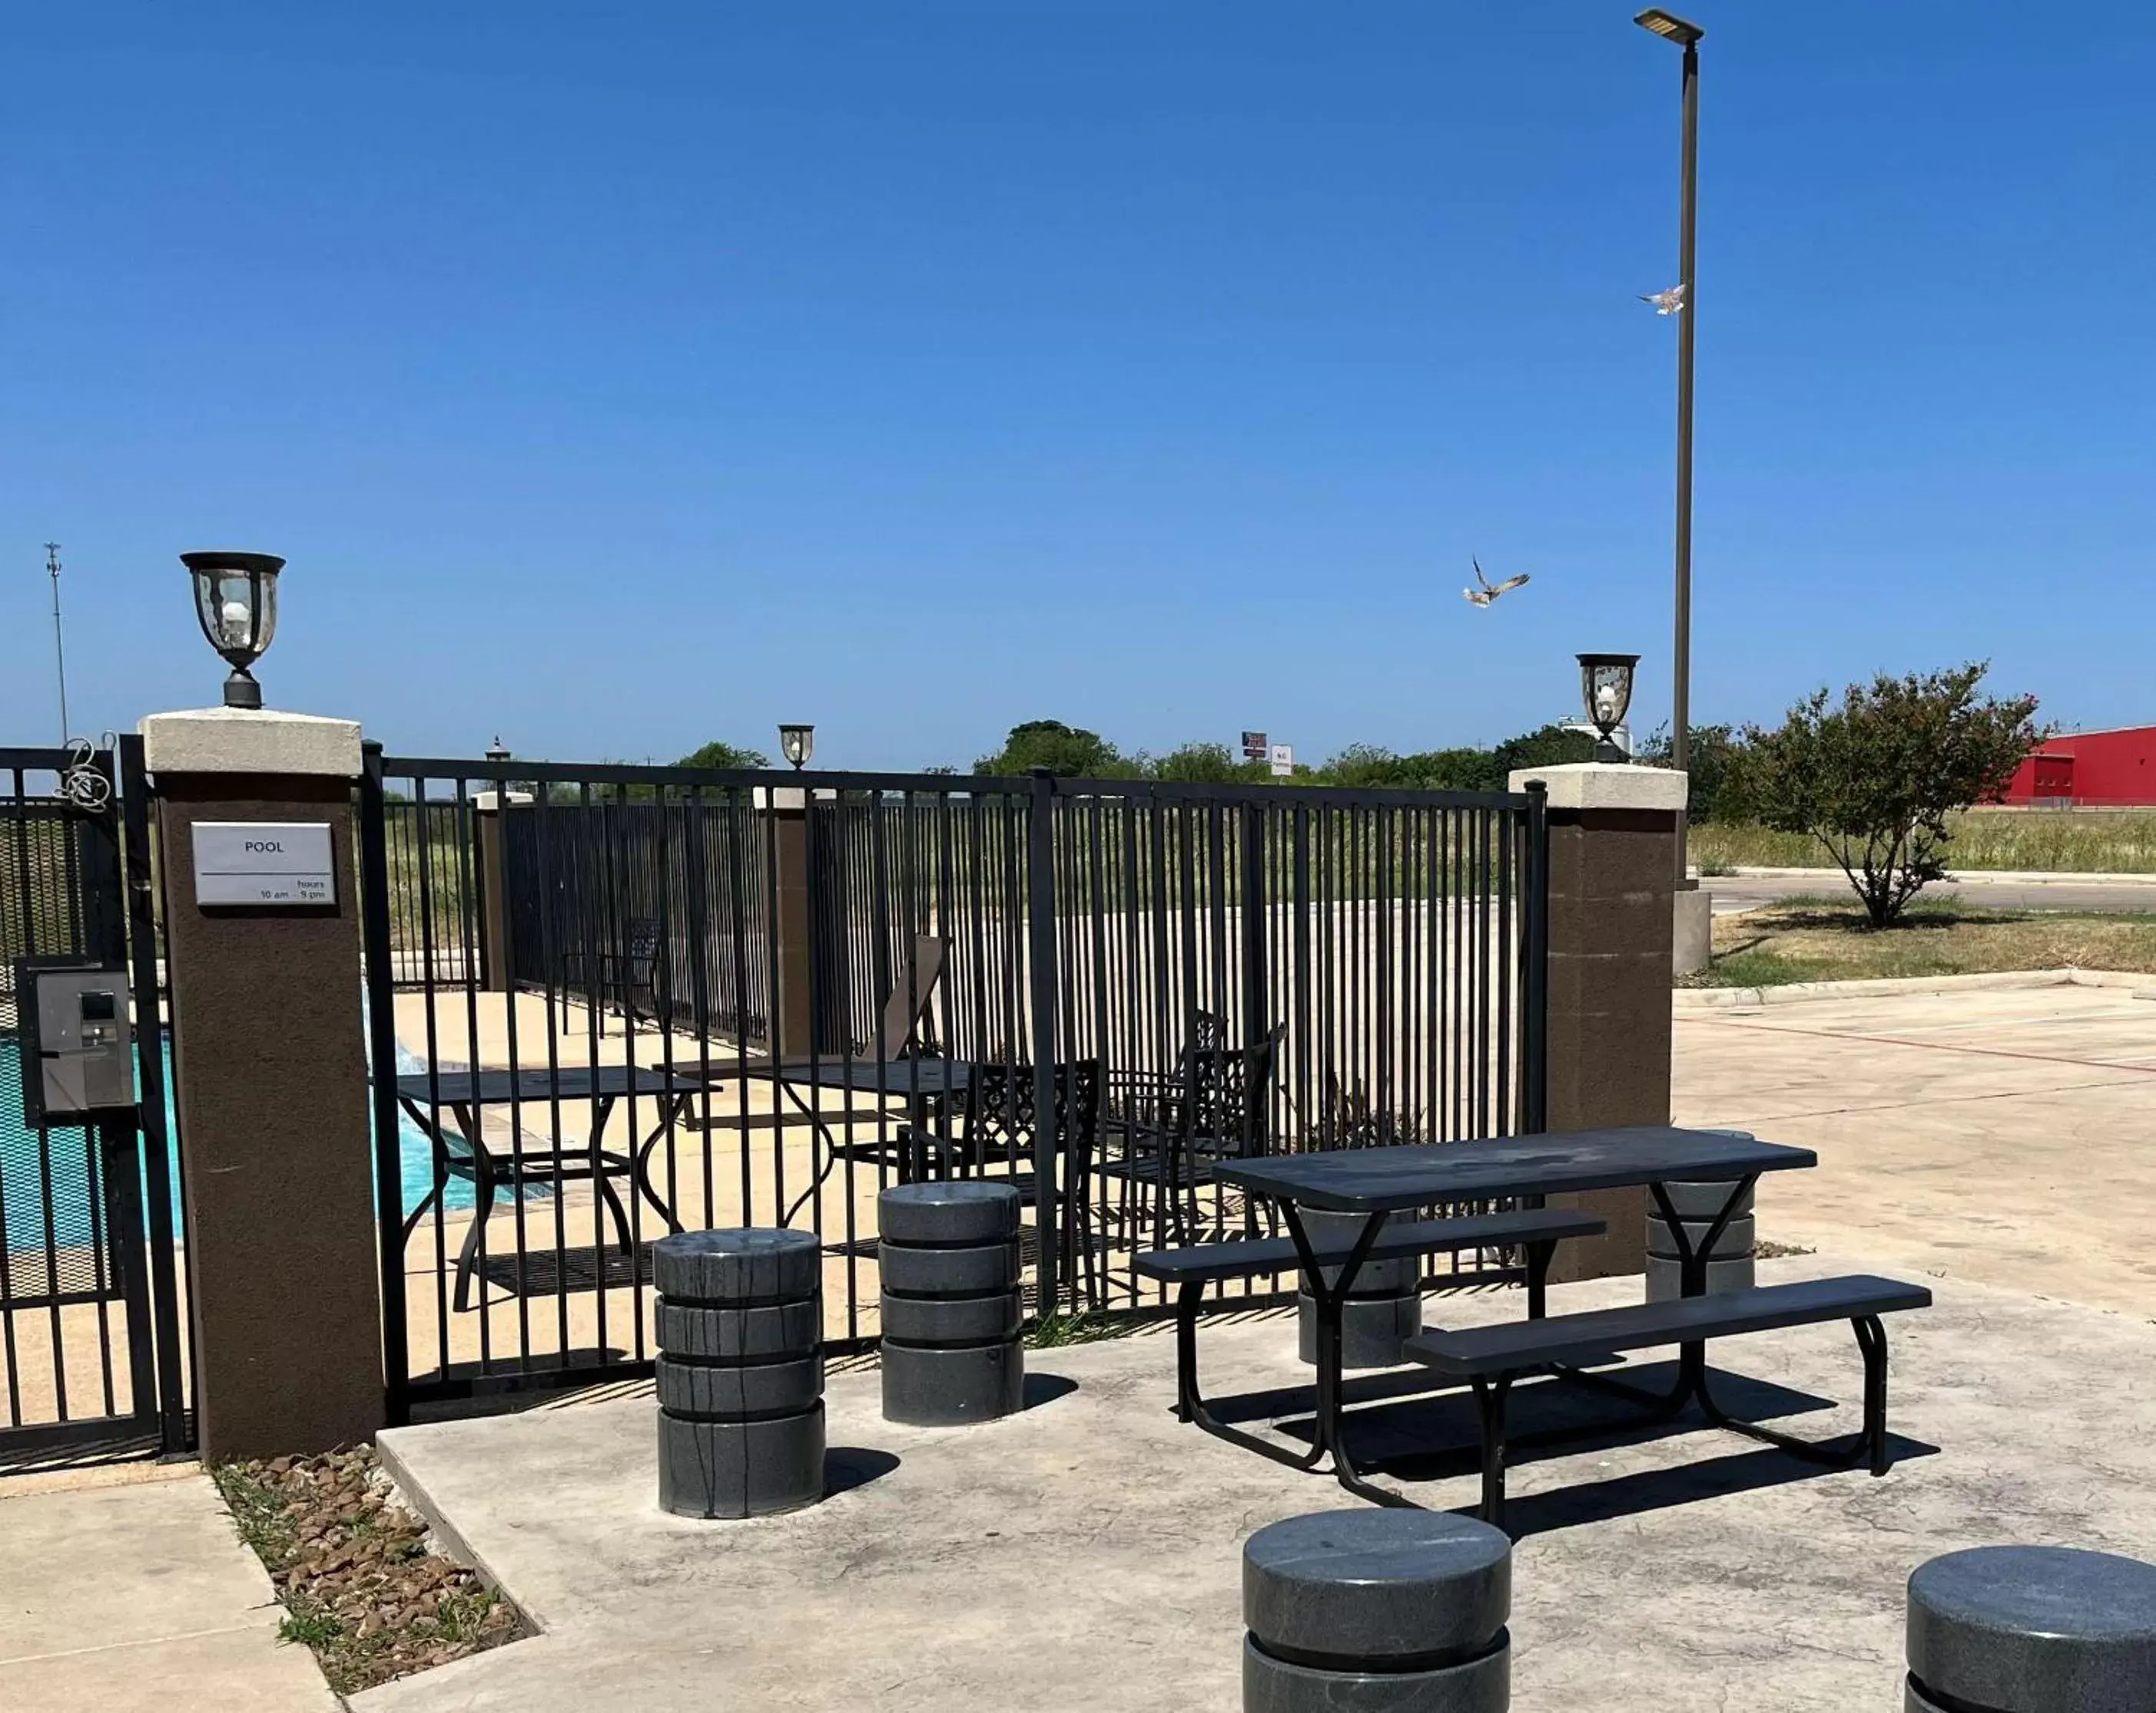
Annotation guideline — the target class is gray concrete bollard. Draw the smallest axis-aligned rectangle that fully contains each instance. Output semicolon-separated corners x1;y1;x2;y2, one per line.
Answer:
1243;1509;1511;1712
652;1228;825;1519
1297;1206;1421;1371
1646;1177;1757;1301
1906;1545;2156;1713
879;1181;1025;1426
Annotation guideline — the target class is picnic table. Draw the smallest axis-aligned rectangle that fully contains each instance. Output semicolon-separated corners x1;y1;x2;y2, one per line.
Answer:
1174;1126;1929;1522
392;1065;706;1308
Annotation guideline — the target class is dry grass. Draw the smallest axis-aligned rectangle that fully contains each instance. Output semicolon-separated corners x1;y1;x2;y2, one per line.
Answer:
1683;895;2156;989
1690;812;2156;876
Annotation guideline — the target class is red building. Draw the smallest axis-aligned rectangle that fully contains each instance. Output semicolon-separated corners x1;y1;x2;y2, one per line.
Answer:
2000;726;2156;807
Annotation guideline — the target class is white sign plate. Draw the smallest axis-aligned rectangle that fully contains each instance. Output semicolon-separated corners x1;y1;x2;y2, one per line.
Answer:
192;821;337;906
1269;744;1295;777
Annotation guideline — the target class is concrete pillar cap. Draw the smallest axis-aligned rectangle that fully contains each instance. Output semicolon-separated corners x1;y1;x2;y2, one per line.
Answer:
1508;760;1687;811
141;707;363;777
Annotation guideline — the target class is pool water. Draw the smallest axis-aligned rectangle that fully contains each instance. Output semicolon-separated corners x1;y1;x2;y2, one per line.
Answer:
2;1027;476;1257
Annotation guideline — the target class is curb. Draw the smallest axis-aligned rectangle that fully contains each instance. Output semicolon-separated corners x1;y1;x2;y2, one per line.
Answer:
1703;866;2156;887
1674;967;2156;1010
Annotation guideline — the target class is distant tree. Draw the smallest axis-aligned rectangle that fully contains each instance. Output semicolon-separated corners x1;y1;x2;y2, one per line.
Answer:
1491;723;1597;777
1637;722;1742;821
676;739;771;770
1147;741;1264;783
1726;663;2044;926
974;719;1128;777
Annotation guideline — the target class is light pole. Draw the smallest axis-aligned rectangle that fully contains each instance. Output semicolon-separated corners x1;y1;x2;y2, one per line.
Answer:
1637;7;1701;883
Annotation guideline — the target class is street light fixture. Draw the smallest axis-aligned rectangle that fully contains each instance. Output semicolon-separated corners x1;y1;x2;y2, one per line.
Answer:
1636;6;1702;880
181;550;285;709
1577;654;1640;764
778;724;814;770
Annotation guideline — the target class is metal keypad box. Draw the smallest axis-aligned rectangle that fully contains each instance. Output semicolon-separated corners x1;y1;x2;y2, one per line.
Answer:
15;960;137;1125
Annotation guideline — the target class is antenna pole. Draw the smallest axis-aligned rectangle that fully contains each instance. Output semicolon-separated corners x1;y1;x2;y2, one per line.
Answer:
45;542;71;743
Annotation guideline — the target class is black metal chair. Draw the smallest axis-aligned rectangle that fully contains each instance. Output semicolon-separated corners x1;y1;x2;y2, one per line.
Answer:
559;916;665;1036
1096;1022;1288;1245
896;1059;1106;1308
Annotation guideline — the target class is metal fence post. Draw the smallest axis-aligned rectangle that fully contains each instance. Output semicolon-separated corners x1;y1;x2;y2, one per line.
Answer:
1521;781;1549;1137
1025;768;1060;1317
358;742;411;1423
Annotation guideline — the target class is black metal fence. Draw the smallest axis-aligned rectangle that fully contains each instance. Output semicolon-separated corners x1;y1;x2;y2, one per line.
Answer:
362;752;1545;1416
0;742;188;1463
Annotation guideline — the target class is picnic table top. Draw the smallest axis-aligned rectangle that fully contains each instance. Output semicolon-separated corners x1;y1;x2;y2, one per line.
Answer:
745;1056;974;1094
1212;1126;1816;1213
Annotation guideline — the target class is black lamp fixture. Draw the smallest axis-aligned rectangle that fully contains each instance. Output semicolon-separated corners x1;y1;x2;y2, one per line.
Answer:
486;736;511;767
1634;6;1703;45
778;723;814;770
183;550;285;709
1577;653;1640;763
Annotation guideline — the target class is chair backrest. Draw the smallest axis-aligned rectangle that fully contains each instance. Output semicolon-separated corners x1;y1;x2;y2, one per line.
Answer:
625;916;663;973
1182;1020;1287;1153
967;1059;1102;1154
872;933;948;1059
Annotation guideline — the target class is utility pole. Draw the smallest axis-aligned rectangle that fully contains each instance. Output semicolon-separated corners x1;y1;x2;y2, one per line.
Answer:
45;542;71;743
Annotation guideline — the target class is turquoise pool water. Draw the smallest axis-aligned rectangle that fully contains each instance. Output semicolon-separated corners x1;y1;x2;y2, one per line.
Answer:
2;1029;472;1256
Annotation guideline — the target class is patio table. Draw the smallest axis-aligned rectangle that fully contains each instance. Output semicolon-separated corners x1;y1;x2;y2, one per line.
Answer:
1212;1125;1817;1504
725;1058;979;1224
392;1066;708;1306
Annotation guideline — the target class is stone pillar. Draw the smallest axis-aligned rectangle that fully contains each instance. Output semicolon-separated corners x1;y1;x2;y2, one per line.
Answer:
142;707;383;1458
1508;761;1687;1284
473;790;532;994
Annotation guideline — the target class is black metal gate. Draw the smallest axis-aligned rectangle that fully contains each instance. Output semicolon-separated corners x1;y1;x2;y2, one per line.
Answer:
361;753;1546;1422
0;741;188;1463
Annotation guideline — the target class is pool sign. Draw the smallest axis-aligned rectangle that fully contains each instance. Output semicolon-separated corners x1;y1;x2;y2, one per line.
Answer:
192;821;337;906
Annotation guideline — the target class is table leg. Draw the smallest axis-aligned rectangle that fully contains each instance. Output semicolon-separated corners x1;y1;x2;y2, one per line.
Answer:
629;1095;686;1234
1279;1204;1417;1506
1649;1172;1759;1412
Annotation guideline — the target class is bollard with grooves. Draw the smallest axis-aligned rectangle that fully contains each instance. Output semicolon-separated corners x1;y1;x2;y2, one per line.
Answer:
652;1228;825;1519
1296;1207;1422;1371
879;1181;1025;1426
1646;1177;1758;1300
1243;1509;1511;1712
1906;1545;2156;1713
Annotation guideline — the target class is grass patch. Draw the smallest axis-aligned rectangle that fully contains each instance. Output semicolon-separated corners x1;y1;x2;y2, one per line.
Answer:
1027;1311;1137;1348
1684;895;2156;988
1690;811;2156;876
211;1446;521;1696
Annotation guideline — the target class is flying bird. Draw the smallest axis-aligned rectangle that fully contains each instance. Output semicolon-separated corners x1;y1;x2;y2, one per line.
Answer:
1464;558;1531;608
1640;283;1687;315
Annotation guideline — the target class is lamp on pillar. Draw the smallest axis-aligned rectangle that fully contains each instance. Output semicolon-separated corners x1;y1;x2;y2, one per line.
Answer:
778;723;814;770
1577;653;1640;764
485;736;510;767
182;551;285;709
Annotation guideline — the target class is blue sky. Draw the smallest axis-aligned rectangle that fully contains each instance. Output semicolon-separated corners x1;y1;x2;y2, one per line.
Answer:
5;2;2152;769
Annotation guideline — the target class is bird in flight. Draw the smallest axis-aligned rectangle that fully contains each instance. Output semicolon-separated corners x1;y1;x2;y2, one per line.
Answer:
1640;283;1687;315
1464;558;1531;608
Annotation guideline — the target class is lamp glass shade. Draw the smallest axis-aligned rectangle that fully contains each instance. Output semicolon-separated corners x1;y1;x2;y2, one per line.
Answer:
183;551;284;670
778;724;814;768
1577;653;1640;739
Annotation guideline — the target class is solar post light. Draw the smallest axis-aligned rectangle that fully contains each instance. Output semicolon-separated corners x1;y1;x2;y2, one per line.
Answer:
485;737;511;767
778;724;814;770
1577;653;1640;763
182;550;285;709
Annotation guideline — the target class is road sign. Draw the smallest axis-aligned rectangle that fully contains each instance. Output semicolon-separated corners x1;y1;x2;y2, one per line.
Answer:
1240;730;1268;760
1268;744;1295;777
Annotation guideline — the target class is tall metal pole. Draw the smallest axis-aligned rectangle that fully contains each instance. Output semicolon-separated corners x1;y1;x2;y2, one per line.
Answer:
45;542;71;742
1670;41;1699;882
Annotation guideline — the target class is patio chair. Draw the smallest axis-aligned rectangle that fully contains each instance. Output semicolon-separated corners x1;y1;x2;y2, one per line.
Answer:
559;916;665;1037
1096;1021;1289;1245
894;1058;1106;1307
778;933;947;1069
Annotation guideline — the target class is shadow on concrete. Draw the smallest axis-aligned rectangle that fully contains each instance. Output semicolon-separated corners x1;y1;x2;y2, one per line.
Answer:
1484;1432;1941;1539
1023;1373;1080;1410
825;1446;901;1496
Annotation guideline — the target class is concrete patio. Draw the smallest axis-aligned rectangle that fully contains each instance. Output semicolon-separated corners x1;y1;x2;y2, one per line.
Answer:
360;1248;2156;1713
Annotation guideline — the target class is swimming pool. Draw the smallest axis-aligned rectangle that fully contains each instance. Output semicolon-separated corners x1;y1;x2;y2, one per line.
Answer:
1;1028;483;1256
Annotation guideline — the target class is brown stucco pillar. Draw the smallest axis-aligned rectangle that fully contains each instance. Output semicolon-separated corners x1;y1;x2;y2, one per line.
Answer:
1511;761;1687;1284
143;707;383;1457
473;791;530;993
